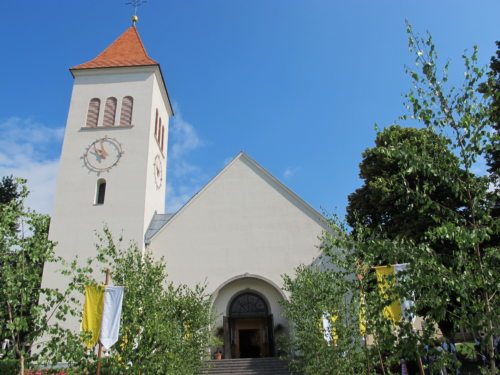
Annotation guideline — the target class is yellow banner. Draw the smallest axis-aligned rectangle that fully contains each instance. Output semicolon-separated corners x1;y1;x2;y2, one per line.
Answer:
359;291;366;335
82;284;105;348
374;265;402;323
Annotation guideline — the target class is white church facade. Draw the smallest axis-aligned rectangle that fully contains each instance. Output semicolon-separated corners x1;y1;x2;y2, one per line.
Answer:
43;24;329;359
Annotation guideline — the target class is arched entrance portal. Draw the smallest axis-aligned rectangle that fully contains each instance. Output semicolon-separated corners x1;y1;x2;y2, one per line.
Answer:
224;292;275;358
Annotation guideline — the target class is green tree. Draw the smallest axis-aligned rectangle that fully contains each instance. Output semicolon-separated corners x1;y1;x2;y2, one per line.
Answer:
402;23;498;373
285;25;498;374
282;220;438;375
1;182;213;374
346;125;486;338
0;179;91;374
479;41;499;254
0;175;22;205
480;41;500;189
282;259;368;375
346;125;467;247
0;178;46;353
82;229;213;374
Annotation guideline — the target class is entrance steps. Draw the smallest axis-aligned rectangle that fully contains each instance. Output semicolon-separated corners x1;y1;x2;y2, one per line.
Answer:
200;357;292;375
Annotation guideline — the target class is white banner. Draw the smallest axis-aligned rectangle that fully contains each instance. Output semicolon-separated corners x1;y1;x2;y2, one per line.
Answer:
100;286;124;350
393;263;414;322
322;312;332;343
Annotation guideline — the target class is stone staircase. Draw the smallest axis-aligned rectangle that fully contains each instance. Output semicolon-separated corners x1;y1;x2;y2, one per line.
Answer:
200;357;292;375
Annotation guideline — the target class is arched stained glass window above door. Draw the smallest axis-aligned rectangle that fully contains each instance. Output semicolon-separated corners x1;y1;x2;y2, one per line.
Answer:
229;292;269;317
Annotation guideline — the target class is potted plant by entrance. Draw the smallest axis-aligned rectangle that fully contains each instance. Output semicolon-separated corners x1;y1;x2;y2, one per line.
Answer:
211;327;224;360
214;349;223;360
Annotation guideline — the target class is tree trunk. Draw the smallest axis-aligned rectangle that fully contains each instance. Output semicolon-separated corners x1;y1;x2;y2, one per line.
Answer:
473;236;497;375
485;291;497;374
19;352;24;375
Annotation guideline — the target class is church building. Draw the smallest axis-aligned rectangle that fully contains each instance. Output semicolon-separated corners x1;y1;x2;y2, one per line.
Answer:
43;22;329;359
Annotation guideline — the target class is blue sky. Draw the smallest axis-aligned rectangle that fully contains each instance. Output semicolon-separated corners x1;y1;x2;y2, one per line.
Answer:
0;1;498;215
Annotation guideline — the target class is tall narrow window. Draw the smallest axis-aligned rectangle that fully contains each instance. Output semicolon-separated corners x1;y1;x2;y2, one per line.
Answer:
96;179;106;205
86;98;100;127
103;97;117;126
119;96;133;126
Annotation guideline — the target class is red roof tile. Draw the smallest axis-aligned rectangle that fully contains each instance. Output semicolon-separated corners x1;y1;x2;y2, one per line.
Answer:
72;26;157;70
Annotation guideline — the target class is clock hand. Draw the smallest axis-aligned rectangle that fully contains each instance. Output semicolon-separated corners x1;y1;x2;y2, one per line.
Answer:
99;139;109;158
92;144;103;159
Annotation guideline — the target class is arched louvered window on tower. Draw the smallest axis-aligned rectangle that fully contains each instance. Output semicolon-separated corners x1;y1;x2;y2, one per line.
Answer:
154;109;159;138
119;96;133;126
86;98;100;127
158;117;162;143
103;97;117;126
160;125;165;151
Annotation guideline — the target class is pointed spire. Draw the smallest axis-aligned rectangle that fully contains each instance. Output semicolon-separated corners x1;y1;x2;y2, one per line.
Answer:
72;26;157;70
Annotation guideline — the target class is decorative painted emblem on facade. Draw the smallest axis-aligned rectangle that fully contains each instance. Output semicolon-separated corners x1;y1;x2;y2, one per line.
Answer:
83;136;123;173
153;154;163;189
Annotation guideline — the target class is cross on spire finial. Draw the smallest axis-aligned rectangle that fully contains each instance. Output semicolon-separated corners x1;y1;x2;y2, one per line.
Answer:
126;0;147;26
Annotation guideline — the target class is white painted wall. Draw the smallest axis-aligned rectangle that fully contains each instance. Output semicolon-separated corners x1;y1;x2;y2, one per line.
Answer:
149;154;328;324
43;65;170;331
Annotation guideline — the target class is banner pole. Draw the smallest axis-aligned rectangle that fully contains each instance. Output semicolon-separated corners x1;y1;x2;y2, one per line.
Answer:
96;269;111;375
417;354;425;375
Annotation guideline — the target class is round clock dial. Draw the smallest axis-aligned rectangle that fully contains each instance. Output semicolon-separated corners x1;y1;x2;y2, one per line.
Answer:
83;136;123;173
153;154;163;189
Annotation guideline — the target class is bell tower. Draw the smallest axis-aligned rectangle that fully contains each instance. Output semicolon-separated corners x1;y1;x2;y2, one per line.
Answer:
45;22;173;278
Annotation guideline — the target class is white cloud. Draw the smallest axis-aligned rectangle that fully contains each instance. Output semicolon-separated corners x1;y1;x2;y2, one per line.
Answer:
166;182;199;213
283;166;298;179
0;110;208;215
166;107;206;212
169;111;203;159
170;159;201;178
0;117;63;214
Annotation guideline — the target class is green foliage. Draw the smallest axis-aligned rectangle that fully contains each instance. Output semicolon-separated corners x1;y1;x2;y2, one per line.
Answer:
456;342;476;361
0;175;22;205
0;358;19;374
479;41;500;186
0;178;92;375
282;260;367;374
282;219;437;374
1;179;212;374
479;41;500;257
284;24;499;374
347;125;466;247
78;228;213;374
402;22;498;373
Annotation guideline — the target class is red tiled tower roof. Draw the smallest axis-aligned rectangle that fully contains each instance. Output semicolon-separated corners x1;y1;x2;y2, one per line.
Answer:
72;26;158;70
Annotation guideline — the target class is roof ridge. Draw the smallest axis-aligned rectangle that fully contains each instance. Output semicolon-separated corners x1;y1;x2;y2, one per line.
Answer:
132;26;153;61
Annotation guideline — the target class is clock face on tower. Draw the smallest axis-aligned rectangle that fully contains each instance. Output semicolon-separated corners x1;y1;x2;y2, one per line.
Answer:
153;154;163;189
83;136;123;173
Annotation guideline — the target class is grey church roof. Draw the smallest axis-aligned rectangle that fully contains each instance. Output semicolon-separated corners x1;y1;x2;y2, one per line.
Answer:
144;213;175;244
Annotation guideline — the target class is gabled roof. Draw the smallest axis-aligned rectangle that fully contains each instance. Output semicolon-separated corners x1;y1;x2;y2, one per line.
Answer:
72;26;158;70
144;152;330;244
145;213;175;244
